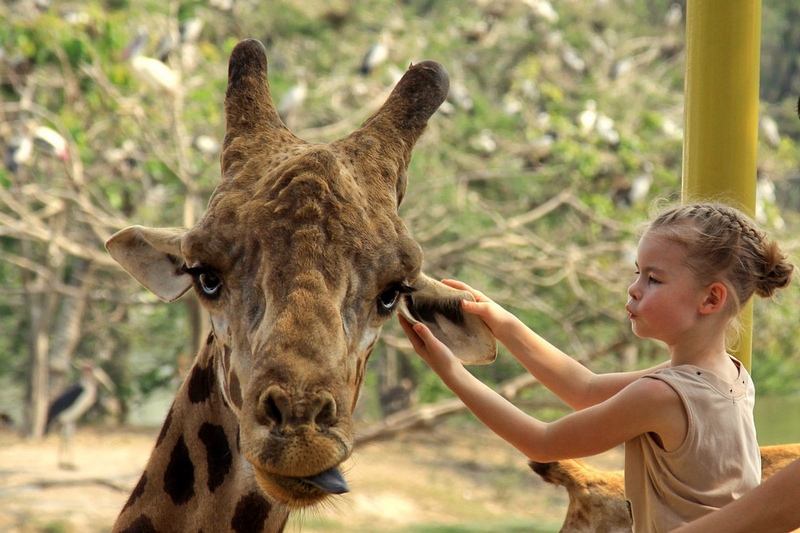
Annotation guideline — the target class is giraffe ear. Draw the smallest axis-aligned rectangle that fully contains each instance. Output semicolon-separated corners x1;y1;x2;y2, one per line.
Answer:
400;274;497;365
105;226;193;303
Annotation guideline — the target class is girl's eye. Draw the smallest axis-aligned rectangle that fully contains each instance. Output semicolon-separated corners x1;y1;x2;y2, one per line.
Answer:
648;276;660;284
197;271;222;296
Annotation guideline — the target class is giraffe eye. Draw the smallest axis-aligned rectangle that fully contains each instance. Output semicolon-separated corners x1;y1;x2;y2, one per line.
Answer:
198;272;222;296
186;266;223;298
377;282;414;316
378;288;401;313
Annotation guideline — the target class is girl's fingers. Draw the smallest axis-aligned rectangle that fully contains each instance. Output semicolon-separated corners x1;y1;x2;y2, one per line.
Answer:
399;316;435;359
398;314;413;333
441;278;468;290
398;315;422;346
442;278;490;303
408;321;432;345
412;322;437;343
461;299;490;317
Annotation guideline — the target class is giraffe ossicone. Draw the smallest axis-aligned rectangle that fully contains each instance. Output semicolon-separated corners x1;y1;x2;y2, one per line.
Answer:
107;38;496;533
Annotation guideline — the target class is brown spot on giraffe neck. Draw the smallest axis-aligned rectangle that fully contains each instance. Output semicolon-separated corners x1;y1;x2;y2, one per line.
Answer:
118;515;158;533
164;436;195;505
231;492;272;533
198;422;233;493
187;363;215;404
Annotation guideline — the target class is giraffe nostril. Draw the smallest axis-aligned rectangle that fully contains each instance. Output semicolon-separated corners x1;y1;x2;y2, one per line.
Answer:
266;395;282;426
312;392;337;428
259;385;288;427
258;386;338;429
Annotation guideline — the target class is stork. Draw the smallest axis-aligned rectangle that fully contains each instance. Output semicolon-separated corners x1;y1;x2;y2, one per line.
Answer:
6;121;69;172
45;362;113;469
359;32;390;76
277;68;308;130
33;124;70;161
759;115;781;148
578;99;598;135
665;2;683;30
5;133;33;173
122;28;180;96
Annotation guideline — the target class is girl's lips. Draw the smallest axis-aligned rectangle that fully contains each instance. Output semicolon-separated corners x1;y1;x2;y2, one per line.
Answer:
626;306;636;319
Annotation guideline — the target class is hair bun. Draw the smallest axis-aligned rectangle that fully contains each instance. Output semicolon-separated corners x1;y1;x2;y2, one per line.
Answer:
756;243;794;298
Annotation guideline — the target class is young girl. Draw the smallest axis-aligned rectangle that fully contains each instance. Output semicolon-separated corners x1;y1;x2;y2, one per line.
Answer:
399;202;794;532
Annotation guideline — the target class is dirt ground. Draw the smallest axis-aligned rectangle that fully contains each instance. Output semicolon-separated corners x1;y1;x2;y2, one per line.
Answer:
0;422;624;532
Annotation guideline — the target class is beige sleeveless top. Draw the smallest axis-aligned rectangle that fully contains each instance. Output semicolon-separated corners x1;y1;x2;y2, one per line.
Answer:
624;359;761;533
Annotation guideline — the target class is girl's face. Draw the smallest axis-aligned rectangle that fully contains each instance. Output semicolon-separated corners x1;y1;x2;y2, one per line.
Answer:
626;233;707;345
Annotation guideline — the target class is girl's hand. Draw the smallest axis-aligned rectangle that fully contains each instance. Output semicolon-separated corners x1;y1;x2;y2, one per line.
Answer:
441;279;513;337
398;315;461;377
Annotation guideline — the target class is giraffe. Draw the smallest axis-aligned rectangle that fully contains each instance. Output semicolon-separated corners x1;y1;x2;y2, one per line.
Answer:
106;38;497;533
529;443;800;533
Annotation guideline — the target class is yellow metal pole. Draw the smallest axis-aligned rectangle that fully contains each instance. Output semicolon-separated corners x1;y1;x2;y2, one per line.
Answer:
682;0;762;371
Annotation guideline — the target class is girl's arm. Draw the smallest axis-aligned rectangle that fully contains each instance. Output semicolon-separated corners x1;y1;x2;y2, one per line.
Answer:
671;457;800;533
444;279;668;410
399;317;686;461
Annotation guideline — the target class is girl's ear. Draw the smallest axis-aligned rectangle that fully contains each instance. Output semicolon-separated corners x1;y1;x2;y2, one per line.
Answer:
699;282;727;315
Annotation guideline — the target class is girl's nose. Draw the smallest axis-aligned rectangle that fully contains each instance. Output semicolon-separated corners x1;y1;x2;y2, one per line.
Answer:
628;281;639;299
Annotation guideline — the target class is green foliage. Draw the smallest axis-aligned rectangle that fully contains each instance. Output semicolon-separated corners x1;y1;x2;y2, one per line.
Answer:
1;0;799;425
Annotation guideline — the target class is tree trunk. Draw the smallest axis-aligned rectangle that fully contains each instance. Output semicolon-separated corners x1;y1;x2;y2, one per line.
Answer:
48;259;95;394
22;213;67;438
26;298;52;439
23;252;59;438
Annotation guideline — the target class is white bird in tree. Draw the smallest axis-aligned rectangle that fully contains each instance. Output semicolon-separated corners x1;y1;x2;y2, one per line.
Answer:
665;2;683;30
45;361;114;469
6;122;69;171
278;68;308;130
756;173;784;229
359;32;390;76
5;133;33;173
447;81;474;113
122;28;180;96
561;45;585;73
578;100;619;147
628;162;654;204
595;113;620;147
524;0;559;24
33;125;70;161
759;115;780;148
578;100;598;135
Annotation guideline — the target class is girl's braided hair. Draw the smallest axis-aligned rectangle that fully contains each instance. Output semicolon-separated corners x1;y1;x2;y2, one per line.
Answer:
643;202;793;317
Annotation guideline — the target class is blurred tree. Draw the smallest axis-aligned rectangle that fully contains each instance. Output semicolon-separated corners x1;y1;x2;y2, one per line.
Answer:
1;0;798;437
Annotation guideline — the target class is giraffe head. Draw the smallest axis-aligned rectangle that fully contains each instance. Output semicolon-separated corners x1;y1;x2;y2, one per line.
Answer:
530;460;631;533
529;445;800;533
106;39;495;510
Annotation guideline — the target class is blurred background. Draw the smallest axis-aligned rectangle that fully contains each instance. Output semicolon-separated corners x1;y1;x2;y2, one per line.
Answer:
1;0;799;531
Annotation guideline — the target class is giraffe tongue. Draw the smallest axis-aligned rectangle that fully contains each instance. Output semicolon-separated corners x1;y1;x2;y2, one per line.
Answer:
300;467;349;494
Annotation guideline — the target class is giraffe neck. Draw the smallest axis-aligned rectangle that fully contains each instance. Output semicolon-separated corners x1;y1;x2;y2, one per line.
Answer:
112;334;290;533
